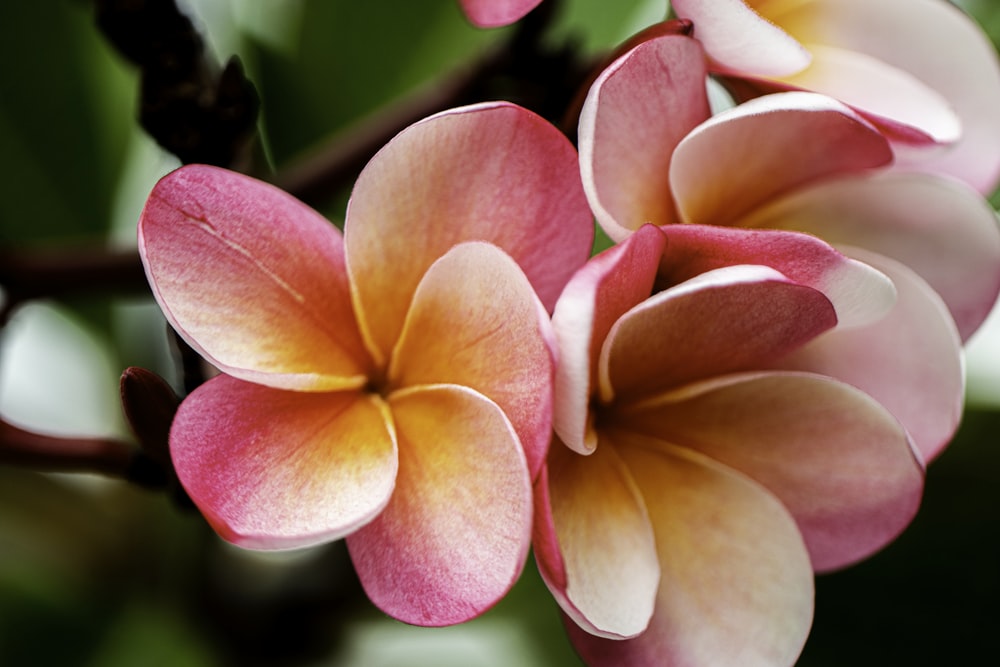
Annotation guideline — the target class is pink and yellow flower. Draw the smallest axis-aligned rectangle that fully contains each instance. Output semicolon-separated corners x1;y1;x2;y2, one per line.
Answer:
459;0;542;28
579;32;1000;463
137;102;594;626
535;222;924;665
670;0;1000;193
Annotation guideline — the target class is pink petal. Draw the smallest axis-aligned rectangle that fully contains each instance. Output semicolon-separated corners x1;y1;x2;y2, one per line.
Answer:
621;371;923;572
170;375;397;550
658;224;896;328
388;242;555;477
761;0;1000;193
670;92;892;228
345;102;592;363
578;34;710;241
670;0;811;77
777;249;964;463
533;438;659;639
742;171;1000;341
347;384;532;626
780;45;960;144
459;0;542;27
138;165;371;391
567;438;813;667
551;225;667;454
599;265;837;405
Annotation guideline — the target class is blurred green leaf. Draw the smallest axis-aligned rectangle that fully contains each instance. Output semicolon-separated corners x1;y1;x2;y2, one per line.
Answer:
0;1;135;245
248;0;509;167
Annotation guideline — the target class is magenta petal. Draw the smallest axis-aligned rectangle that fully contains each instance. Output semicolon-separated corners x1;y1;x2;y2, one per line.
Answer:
551;225;667;453
743;171;1000;341
671;92;893;227
347;385;532;626
171;375;397;550
346;102;592;361
139;165;371;391
459;0;542;27
658;224;896;328
600;265;837;404
579;34;711;241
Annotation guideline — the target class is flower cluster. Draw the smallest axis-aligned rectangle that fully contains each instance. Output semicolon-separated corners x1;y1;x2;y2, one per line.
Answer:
137;1;1000;665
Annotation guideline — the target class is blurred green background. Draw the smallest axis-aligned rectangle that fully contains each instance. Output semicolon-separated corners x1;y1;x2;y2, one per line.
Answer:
1;1;999;665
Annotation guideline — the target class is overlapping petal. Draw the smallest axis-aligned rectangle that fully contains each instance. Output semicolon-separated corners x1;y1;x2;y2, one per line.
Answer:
170;376;397;550
700;0;1000;192
551;225;667;454
566;437;814;667
669;0;811;77
139;165;371;391
657;224;896;329
621;371;923;571
599;265;837;405
742;171;1000;341
388;242;555;476
533;439;659;639
578;34;710;240
670;91;893;228
777;249;964;463
345;102;592;362
777;45;960;145
459;0;542;28
347;385;531;626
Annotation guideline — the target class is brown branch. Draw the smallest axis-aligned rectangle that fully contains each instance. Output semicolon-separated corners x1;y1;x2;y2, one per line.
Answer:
1;418;136;479
0;245;148;324
0;368;183;490
274;0;592;208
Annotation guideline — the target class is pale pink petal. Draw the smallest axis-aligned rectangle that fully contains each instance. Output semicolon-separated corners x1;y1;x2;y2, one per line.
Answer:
567;437;813;667
658;224;896;328
347;384;531;626
670;92;892;227
533;439;659;639
761;0;1000;193
777;249;964;463
670;0;811;77
780;45;960;144
742;171;1000;341
550;225;667;454
345;102;592;362
388;242;555;476
713;73;944;146
459;0;542;27
578;34;710;241
138;165;371;391
170;375;396;550
621;371;923;572
599;265;837;405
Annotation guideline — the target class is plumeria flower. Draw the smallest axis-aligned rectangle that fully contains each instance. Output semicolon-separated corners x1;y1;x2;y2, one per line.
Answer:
670;0;1000;193
535;223;924;666
137;102;594;626
579;32;1000;463
459;0;542;28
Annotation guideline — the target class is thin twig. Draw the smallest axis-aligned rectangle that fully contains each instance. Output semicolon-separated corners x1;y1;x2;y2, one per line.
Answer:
275;0;591;208
0;245;148;325
1;418;136;479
